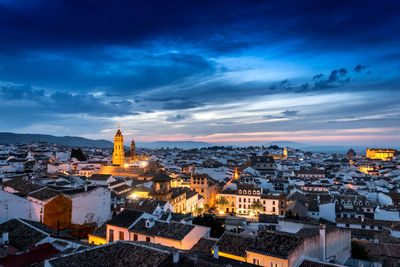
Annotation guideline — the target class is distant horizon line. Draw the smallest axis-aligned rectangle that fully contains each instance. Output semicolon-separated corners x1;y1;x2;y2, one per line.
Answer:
2;131;399;149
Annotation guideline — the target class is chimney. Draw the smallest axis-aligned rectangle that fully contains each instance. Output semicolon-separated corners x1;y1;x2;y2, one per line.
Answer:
145;218;155;228
213;244;219;259
1;232;8;245
319;224;326;261
173;249;180;263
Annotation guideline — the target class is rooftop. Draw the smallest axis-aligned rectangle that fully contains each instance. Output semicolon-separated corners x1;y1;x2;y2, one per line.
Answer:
247;231;303;259
107;209;144;228
129;219;195;241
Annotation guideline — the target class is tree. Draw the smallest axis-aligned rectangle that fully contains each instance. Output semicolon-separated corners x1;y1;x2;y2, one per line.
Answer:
250;200;263;216
71;148;87;161
351;241;369;260
194;208;203;216
193;214;224;238
216;196;229;213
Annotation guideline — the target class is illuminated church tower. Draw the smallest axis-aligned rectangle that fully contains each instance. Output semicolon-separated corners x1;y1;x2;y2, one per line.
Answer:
112;125;125;166
130;139;136;163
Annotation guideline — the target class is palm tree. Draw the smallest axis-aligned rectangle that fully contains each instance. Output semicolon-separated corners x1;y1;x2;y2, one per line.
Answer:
250;200;263;217
194;207;203;216
216;196;229;214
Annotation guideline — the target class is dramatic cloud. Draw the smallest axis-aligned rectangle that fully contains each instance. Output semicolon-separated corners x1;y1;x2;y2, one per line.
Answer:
0;1;399;145
0;84;137;116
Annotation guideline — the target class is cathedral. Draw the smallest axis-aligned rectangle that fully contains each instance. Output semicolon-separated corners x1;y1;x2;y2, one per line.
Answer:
98;125;153;176
112;125;136;167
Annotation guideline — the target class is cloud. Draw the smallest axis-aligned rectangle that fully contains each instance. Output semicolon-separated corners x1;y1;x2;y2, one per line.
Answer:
313;68;350;90
0;83;137;116
282;110;299;116
312;74;324;80
166;114;189;122
354;64;368;72
263;110;299;119
0;51;216;93
161;100;203;110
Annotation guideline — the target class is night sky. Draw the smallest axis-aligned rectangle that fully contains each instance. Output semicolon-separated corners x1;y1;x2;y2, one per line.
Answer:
0;0;399;146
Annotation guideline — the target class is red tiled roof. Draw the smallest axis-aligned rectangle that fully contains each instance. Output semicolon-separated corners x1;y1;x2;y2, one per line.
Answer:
0;243;60;267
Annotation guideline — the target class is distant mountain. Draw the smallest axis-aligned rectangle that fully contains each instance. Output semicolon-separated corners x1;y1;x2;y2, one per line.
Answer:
0;132;113;148
137;141;212;149
265;141;366;154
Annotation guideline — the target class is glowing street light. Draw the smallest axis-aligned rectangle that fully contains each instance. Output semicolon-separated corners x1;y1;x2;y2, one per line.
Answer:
140;161;148;168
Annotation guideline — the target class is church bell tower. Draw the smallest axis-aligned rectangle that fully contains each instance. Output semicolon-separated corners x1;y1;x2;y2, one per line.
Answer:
130;139;136;163
112;124;125;166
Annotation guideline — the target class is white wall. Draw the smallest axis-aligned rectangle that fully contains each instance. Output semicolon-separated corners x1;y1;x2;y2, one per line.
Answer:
320;203;336;222
277;220;304;233
175;225;210;250
47;163;72;174
67;187;111;226
377;193;393;206
0;190;41;223
374;206;400;221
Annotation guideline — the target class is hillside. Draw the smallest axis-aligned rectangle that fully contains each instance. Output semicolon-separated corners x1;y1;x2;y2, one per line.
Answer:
0;132;113;148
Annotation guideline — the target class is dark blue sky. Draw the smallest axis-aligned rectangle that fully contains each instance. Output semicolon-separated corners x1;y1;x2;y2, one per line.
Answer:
0;0;399;145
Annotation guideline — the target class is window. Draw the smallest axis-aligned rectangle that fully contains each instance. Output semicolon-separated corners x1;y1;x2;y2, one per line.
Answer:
146;236;151;242
239;198;241;202
273;201;275;205
346;224;350;227
133;234;138;241
272;207;276;212
271;262;280;267
263;201;265;205
239;204;242;208
201;189;204;193
109;229;114;242
119;231;124;240
253;258;260;265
